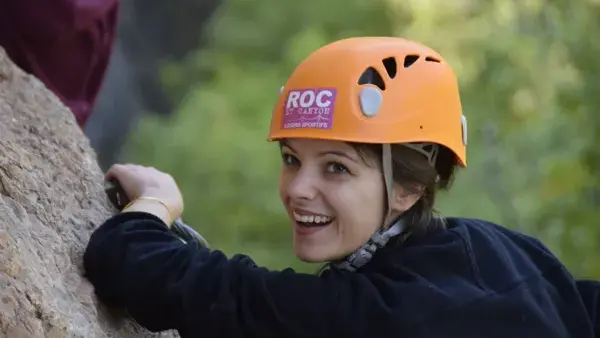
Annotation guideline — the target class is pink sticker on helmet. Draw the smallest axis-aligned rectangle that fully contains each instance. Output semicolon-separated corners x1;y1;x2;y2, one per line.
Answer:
282;88;337;130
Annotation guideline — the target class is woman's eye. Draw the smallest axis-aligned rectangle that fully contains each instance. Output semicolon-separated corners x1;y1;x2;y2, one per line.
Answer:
326;162;349;174
282;153;299;166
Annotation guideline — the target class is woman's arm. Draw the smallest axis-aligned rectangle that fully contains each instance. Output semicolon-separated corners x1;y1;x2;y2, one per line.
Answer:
83;212;397;338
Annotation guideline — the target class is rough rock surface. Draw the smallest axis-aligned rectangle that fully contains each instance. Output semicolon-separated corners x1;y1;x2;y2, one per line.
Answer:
0;48;179;337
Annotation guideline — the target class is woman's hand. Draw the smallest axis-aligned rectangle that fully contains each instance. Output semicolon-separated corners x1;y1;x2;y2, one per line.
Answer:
105;164;184;225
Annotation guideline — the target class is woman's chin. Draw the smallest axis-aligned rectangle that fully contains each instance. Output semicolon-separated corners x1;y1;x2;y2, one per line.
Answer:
295;252;326;263
293;244;331;263
291;221;348;262
293;241;347;263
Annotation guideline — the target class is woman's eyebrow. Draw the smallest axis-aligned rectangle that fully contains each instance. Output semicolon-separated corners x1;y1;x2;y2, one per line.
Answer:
317;150;359;163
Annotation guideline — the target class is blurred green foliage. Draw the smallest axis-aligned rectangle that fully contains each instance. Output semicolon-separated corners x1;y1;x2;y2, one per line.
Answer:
122;0;600;278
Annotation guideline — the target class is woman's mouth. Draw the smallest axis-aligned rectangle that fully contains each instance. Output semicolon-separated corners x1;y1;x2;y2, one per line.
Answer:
293;211;334;228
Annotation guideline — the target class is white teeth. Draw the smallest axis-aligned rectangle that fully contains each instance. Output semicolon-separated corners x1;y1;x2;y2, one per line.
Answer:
294;212;332;224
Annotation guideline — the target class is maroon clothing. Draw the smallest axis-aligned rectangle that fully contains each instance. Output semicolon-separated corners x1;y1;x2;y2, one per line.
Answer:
0;0;119;127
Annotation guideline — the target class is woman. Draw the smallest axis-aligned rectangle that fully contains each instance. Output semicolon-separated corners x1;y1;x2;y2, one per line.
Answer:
83;37;600;338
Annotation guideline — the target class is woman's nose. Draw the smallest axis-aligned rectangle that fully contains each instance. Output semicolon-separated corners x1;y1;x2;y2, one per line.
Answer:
286;167;319;201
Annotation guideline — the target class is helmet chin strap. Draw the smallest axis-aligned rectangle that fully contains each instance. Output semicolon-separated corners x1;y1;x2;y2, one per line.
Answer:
382;143;395;228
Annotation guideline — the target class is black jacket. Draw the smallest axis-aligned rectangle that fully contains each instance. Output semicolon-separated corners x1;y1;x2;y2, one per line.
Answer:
83;212;600;338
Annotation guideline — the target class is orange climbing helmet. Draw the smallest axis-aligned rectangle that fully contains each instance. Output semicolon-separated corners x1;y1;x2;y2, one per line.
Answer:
267;37;468;167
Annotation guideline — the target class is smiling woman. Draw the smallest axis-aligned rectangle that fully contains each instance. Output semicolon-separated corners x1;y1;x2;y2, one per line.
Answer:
279;139;390;263
278;138;452;264
82;37;600;338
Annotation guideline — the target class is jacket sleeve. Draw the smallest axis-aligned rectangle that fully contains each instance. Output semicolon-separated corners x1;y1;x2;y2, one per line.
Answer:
5;0;118;41
83;212;392;338
576;280;600;336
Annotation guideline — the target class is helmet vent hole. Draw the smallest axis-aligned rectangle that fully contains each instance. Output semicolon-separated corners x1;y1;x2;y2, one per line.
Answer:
404;55;420;68
382;57;397;79
425;56;440;63
358;67;386;91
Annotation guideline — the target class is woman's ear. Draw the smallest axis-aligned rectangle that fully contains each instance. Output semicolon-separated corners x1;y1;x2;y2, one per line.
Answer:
389;184;422;215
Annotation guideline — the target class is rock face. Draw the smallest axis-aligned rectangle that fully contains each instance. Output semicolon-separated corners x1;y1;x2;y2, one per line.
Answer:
0;48;179;337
